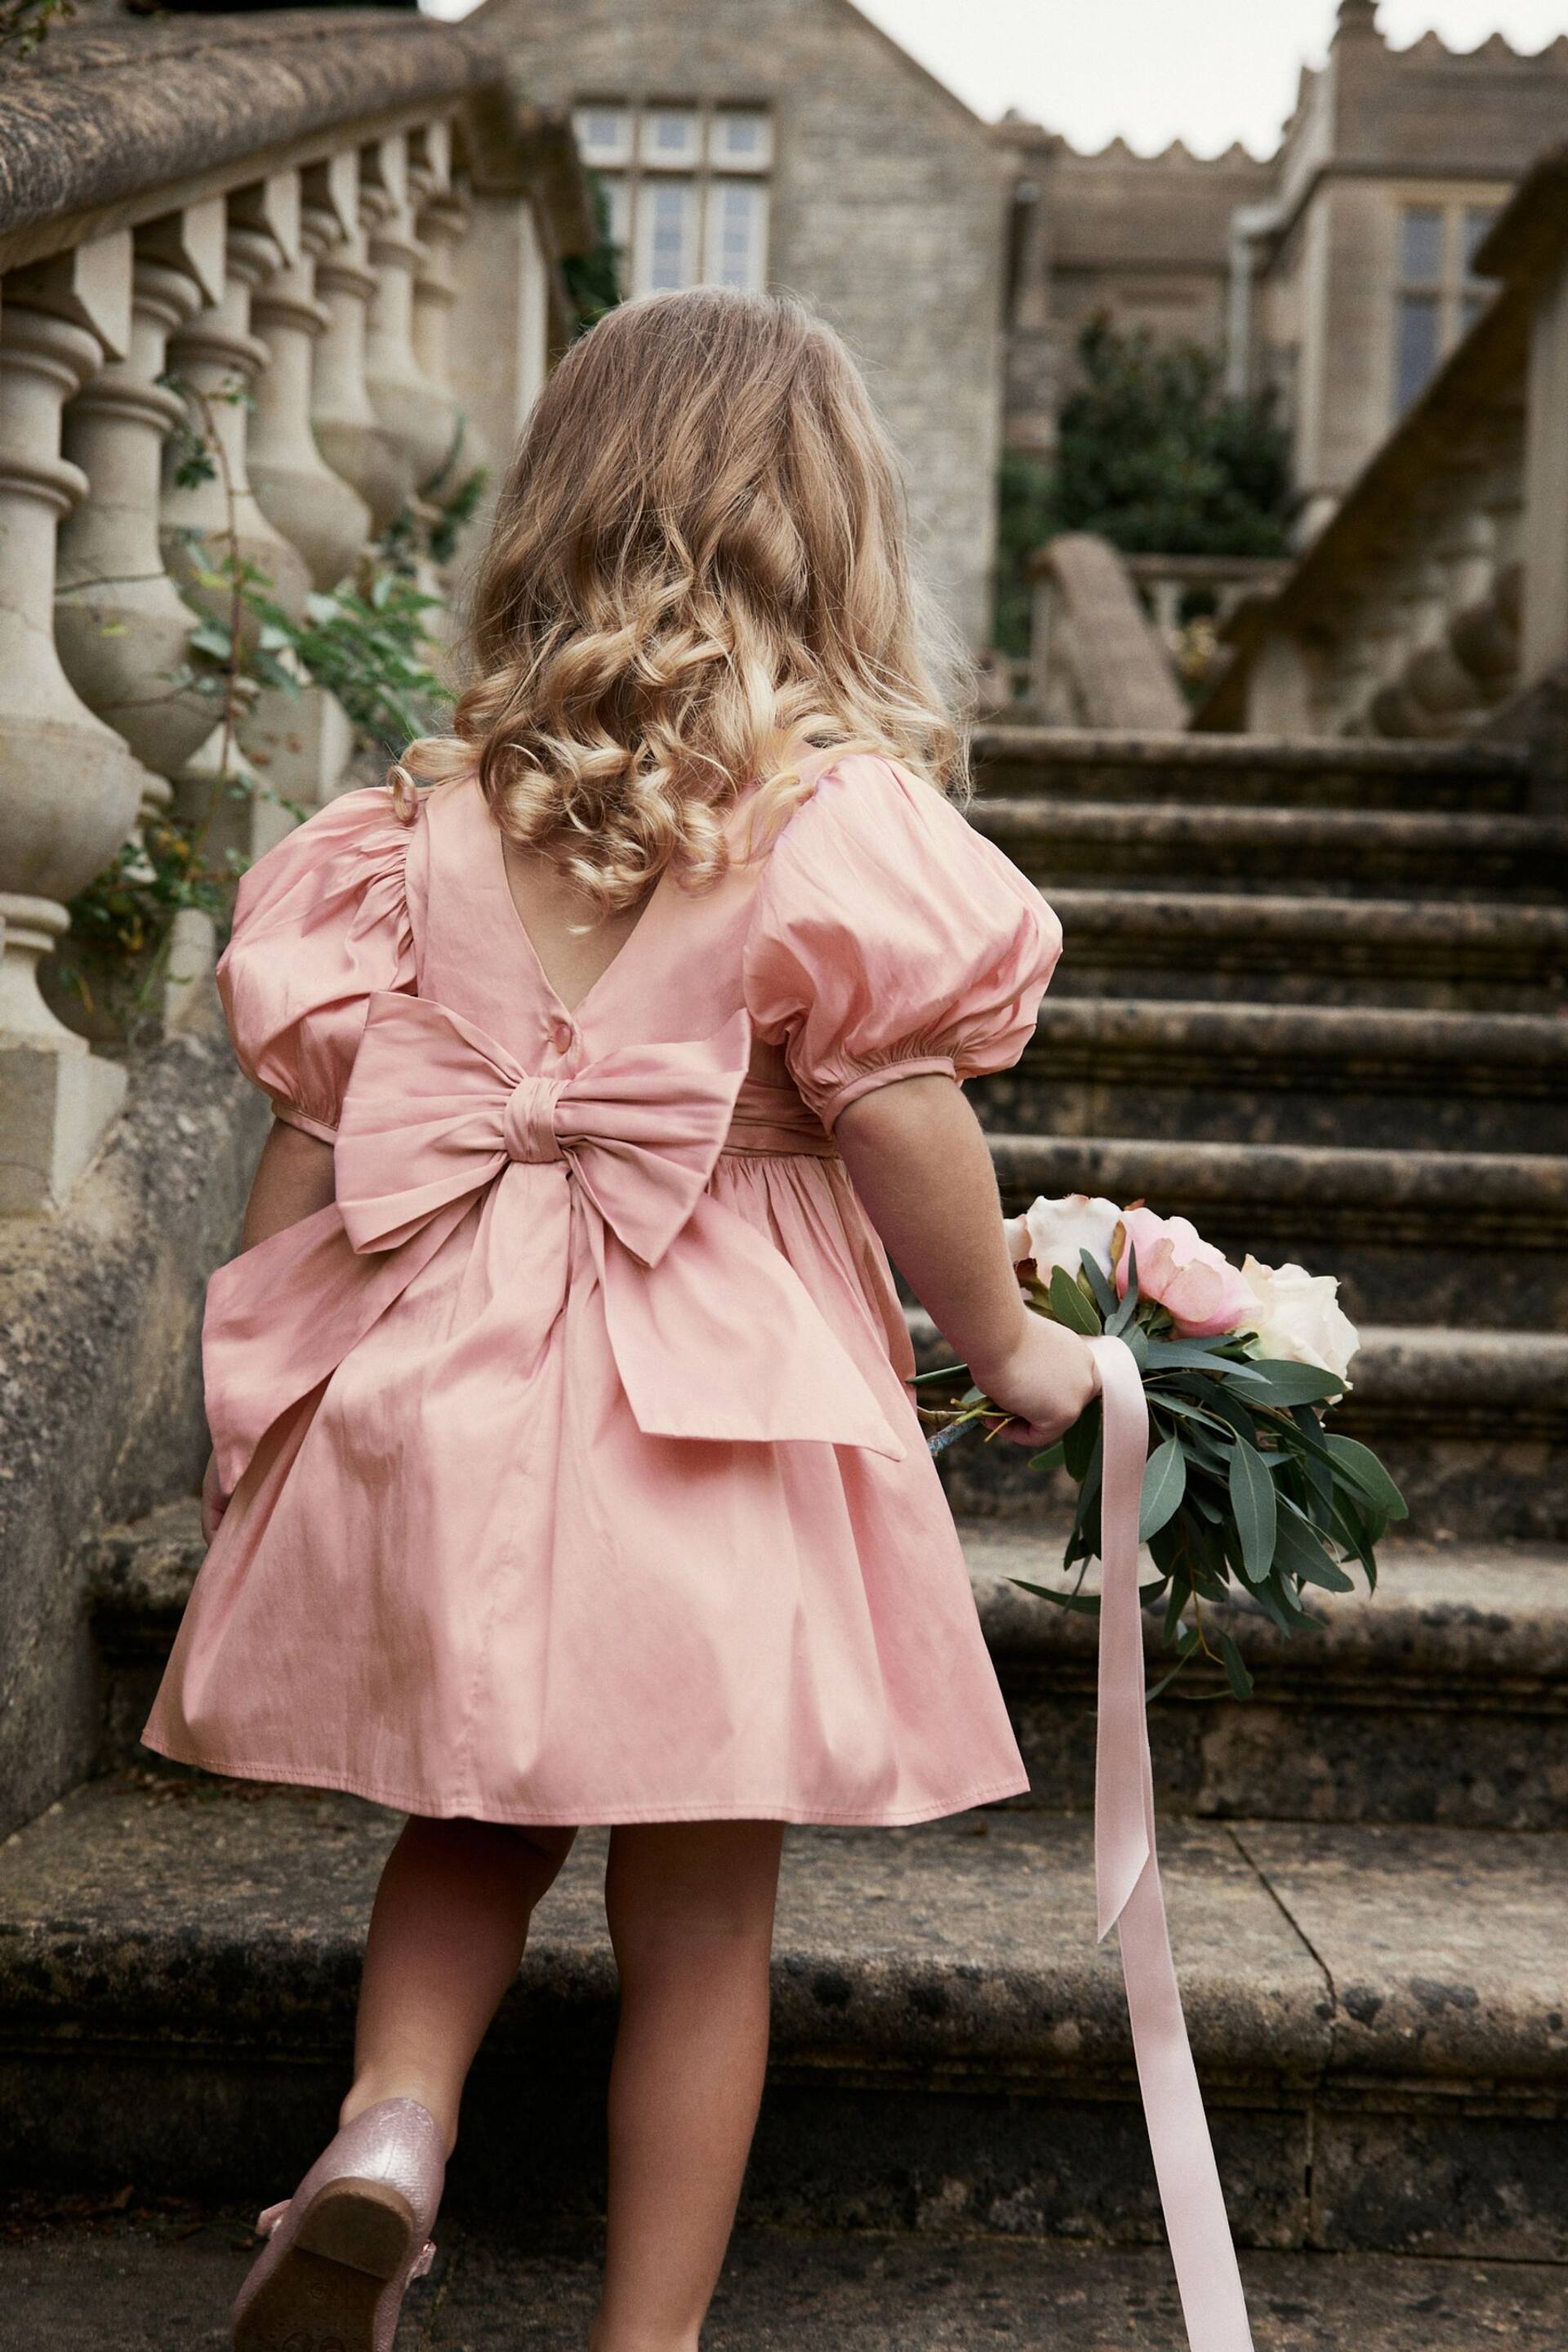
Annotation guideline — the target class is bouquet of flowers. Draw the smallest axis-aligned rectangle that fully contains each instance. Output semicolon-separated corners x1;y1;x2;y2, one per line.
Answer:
927;1194;1408;1698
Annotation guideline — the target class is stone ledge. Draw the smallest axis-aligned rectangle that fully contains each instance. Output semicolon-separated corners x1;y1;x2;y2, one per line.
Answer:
970;728;1532;777
987;1133;1568;1227
0;1779;1559;2099
0;8;501;262
1026;996;1568;1085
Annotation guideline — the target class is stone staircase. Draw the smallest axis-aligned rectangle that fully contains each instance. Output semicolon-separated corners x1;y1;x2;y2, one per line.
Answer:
2;724;1566;2344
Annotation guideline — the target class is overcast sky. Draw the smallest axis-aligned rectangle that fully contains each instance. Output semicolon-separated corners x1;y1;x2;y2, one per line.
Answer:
423;1;1568;159
851;0;1568;155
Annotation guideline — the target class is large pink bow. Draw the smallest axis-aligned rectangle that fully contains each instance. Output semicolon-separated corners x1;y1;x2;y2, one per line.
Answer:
203;994;906;1499
334;993;756;1269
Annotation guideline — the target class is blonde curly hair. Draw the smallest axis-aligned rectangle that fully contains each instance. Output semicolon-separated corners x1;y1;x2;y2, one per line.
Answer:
401;286;969;915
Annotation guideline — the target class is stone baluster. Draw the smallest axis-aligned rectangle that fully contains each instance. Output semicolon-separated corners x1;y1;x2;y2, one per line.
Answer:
1401;467;1494;732
363;131;456;504
1370;555;1450;739
249;170;372;594
410;127;489;530
160;176;313;635
161;180;320;860
1521;222;1568;681
0;236;161;1213
309;150;412;534
55;203;225;788
1450;434;1526;705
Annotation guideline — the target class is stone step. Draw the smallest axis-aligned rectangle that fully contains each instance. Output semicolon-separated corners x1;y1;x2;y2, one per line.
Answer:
977;998;1568;1155
7;2212;1566;2352
969;1524;1568;1833
971;725;1534;815
988;1132;1568;1330
87;1508;1568;1833
919;1316;1568;1544
970;796;1568;901
1046;887;1568;1013
2;1775;1564;2261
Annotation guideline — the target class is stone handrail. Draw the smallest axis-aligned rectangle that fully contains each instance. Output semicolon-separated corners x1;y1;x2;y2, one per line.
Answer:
0;8;593;1216
1027;532;1189;732
1202;143;1568;748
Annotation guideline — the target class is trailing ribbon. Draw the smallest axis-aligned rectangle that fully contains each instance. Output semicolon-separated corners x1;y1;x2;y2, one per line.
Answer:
1086;1332;1255;2352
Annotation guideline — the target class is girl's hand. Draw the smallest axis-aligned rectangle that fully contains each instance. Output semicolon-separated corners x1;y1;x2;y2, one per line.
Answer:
200;1450;229;1545
970;1317;1101;1449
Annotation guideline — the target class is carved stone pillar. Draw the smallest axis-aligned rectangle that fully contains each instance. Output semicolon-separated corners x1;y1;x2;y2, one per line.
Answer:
1450;437;1526;702
249;167;372;593
161;179;312;637
1370;558;1450;739
0;237;159;1212
310;150;412;535
363;131;454;500
410;126;488;512
55;203;225;783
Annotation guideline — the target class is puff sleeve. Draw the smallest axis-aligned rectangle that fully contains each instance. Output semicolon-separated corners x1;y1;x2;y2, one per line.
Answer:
216;786;419;1142
743;753;1062;1130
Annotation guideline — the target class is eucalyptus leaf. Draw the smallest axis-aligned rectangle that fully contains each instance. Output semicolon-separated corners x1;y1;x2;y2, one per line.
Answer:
1049;1263;1102;1336
1227;1437;1277;1583
1216;1630;1255;1700
1324;1435;1410;1521
1238;1358;1347;1408
1080;1249;1118;1320
1138;1436;1187;1543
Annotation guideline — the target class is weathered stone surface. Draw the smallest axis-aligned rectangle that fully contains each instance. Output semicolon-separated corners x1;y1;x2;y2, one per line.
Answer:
4;2216;1566;2351
988;1134;1568;1329
971;1530;1568;1832
1045;888;1567;1014
972;795;1568;900
985;998;1568;1154
0;1002;265;1839
971;728;1532;813
1;1777;1563;2252
0;11;500;263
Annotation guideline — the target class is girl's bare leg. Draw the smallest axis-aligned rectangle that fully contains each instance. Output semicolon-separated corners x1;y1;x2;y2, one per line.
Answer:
342;1815;577;2153
590;1819;785;2352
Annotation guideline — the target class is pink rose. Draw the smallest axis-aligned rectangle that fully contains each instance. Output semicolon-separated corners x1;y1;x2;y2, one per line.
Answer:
1115;1207;1254;1339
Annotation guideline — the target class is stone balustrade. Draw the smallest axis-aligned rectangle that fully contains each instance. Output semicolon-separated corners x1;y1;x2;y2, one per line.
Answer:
0;8;593;1215
1205;145;1568;747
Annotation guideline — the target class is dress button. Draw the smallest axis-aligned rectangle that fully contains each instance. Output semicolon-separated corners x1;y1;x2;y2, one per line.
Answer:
549;1019;574;1057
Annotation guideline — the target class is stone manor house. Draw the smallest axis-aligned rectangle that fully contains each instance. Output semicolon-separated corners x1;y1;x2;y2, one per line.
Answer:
479;0;1568;634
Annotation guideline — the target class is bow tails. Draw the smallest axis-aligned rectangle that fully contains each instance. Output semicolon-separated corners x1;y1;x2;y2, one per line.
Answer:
204;992;905;1499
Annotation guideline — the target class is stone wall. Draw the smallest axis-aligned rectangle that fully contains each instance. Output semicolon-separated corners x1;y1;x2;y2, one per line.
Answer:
477;0;1009;648
0;1004;265;1838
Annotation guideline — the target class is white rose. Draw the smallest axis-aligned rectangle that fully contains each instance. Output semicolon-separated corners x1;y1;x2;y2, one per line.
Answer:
1005;1193;1124;1281
1239;1255;1359;1386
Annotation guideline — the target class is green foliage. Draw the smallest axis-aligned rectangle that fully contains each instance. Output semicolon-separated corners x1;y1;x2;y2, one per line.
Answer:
244;568;452;750
564;174;626;336
993;449;1056;659
992;317;1296;656
927;1240;1407;1699
62;369;458;1023
0;0;74;57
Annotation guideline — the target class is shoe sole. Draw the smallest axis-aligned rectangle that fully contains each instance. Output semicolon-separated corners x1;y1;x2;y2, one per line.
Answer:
231;2175;417;2352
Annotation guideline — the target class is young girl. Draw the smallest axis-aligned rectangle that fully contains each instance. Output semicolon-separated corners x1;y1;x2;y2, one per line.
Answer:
145;286;1098;2352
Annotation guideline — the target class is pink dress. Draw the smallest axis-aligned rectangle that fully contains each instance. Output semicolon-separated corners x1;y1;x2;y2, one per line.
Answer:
145;751;1062;1825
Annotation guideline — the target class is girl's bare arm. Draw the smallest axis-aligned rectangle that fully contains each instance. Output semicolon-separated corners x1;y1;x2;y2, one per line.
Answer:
203;1122;336;1535
241;1119;336;1247
834;1074;1098;1444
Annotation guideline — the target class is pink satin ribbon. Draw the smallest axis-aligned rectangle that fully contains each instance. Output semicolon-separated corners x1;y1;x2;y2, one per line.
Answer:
1088;1333;1255;2351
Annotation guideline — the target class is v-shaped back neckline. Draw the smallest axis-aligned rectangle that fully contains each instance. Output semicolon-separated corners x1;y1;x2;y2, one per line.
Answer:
492;813;669;1022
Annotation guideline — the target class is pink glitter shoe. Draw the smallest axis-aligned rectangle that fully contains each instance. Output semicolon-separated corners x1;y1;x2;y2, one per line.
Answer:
230;2096;445;2352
